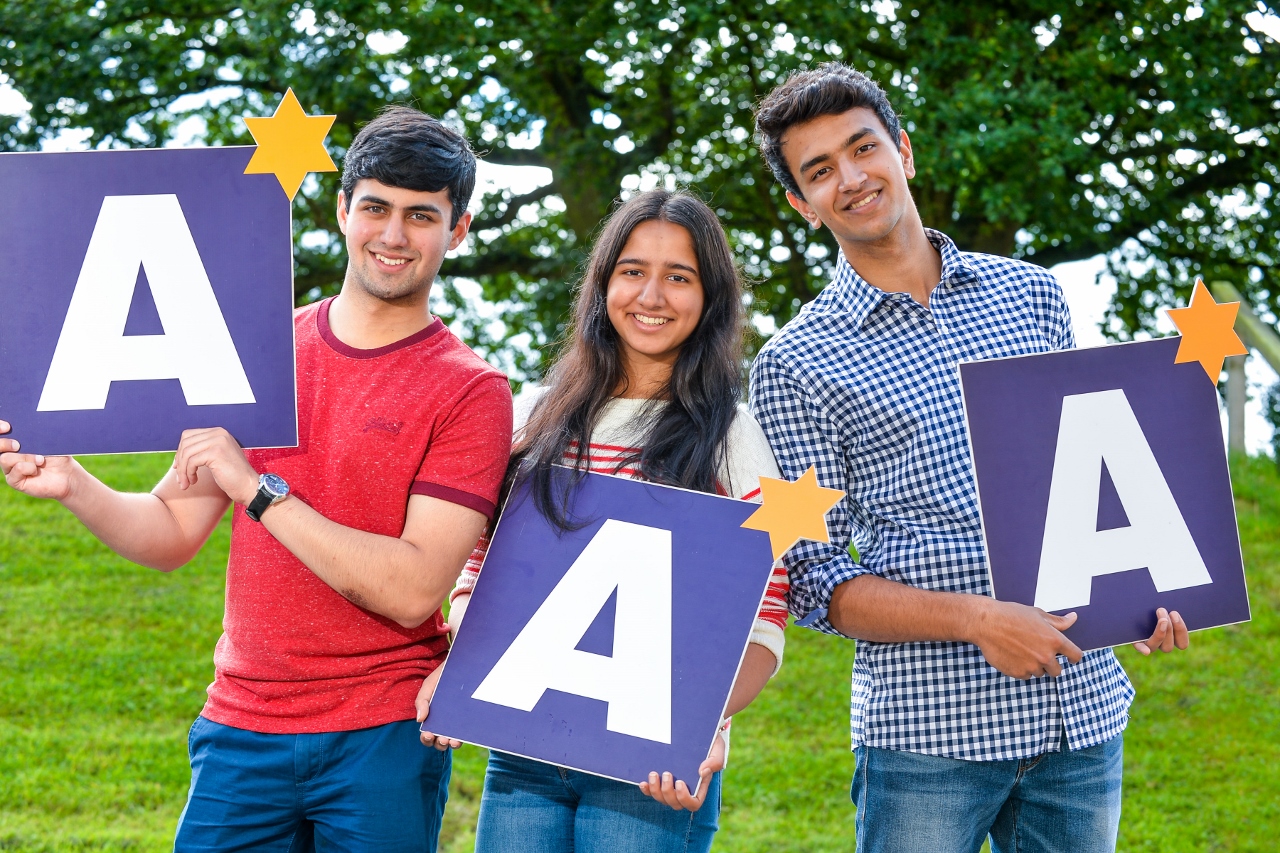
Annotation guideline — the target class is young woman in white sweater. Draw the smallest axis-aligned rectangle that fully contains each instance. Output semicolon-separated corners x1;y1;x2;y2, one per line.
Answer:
418;188;788;853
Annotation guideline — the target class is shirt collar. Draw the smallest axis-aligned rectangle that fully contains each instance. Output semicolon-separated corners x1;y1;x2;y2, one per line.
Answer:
831;227;981;329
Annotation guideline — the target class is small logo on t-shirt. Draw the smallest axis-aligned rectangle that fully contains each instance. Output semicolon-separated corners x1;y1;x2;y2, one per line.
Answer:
363;417;404;436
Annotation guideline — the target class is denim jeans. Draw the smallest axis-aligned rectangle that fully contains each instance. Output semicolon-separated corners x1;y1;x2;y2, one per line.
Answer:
474;750;721;853
851;733;1123;853
174;715;451;853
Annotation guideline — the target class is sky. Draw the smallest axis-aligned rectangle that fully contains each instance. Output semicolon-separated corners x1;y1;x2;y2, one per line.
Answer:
3;79;1276;455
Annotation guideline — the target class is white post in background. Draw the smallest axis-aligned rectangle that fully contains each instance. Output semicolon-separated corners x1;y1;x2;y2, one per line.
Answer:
1226;353;1247;455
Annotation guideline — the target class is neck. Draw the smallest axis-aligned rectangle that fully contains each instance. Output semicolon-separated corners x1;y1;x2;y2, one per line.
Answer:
327;283;433;350
615;356;674;400
835;211;942;306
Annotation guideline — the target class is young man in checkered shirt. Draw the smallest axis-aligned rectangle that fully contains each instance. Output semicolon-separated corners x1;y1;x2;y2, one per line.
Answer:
749;62;1189;853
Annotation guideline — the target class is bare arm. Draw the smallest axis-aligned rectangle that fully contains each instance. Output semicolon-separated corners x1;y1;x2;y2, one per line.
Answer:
829;573;1085;679
170;426;486;628
723;643;776;717
1;421;229;570
259;492;486;628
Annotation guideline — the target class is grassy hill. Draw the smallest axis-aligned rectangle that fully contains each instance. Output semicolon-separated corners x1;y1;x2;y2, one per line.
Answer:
0;454;1276;851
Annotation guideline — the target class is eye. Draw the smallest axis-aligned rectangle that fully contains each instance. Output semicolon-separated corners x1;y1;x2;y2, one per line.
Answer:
365;204;386;214
811;165;832;181
667;273;690;283
856;142;876;155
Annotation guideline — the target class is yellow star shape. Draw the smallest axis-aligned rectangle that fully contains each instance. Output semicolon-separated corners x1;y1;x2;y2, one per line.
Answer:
1167;277;1248;381
243;88;337;199
741;466;845;560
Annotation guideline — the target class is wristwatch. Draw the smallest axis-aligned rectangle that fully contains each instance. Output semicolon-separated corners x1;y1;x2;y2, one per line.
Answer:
246;473;290;522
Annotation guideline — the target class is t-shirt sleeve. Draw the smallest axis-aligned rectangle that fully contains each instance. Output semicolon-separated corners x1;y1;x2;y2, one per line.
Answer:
410;374;514;519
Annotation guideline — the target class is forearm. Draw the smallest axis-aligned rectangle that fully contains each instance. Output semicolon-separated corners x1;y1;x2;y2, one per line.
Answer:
62;464;213;570
259;497;459;628
828;573;986;644
724;643;776;717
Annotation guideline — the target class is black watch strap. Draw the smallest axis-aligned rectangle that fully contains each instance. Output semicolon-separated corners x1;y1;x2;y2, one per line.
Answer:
246;473;289;522
245;490;274;522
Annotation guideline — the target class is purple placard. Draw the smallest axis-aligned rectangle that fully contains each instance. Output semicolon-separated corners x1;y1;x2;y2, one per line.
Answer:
0;147;297;455
960;337;1250;650
426;469;776;789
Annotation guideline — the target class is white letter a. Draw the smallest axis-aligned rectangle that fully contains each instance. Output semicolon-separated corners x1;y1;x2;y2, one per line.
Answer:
38;194;255;411
472;519;673;743
1034;389;1211;612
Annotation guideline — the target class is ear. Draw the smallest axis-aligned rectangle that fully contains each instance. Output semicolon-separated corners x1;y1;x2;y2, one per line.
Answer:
447;210;473;252
336;191;349;235
898;130;916;180
786;190;823;230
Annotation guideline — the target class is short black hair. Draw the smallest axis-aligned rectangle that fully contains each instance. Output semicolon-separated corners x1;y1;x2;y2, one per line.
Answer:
754;62;902;200
341;106;477;227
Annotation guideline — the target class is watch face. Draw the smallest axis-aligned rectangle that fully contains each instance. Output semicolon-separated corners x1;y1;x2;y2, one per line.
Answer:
261;473;289;499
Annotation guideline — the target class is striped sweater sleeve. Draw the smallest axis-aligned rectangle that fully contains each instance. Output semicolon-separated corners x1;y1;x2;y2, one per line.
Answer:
722;405;789;675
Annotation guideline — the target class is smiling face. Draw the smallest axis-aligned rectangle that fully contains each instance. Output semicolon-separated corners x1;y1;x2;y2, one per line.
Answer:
605;219;706;396
781;107;918;251
336;178;471;304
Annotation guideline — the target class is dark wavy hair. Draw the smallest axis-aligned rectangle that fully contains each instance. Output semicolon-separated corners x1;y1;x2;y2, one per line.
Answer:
754;62;901;200
341;106;476;227
508;188;745;530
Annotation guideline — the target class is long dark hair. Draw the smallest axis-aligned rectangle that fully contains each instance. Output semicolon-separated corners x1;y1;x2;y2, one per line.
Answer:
509;188;744;530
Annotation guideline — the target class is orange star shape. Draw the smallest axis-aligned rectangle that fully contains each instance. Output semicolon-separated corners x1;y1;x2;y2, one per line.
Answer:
741;466;845;560
1166;278;1248;381
243;88;337;199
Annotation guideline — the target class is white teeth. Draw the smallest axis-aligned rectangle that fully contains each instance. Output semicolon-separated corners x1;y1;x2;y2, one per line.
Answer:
635;314;668;326
849;191;880;210
375;253;408;266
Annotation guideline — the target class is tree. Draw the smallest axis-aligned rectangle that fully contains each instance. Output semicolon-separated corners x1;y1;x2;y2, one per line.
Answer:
2;0;1276;378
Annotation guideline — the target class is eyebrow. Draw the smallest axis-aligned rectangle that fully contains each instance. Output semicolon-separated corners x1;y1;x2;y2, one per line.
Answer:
357;195;445;216
616;257;699;274
797;127;879;177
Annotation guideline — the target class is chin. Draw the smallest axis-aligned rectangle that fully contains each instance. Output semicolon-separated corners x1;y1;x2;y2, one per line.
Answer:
354;271;431;302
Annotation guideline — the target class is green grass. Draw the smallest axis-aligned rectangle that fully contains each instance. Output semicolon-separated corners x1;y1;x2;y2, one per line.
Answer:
1;454;1277;851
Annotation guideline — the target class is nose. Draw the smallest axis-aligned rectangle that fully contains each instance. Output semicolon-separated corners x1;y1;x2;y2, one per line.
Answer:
836;155;867;194
635;274;666;308
378;214;409;247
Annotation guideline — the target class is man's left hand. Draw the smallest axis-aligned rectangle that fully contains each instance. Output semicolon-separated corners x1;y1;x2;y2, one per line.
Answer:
1132;607;1189;655
172;428;258;504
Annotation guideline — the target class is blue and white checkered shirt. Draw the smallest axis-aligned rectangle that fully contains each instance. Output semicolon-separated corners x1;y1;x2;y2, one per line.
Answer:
749;229;1133;761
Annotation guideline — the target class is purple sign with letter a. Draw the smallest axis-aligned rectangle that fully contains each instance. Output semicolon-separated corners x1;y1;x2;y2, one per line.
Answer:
960;338;1250;651
0;147;297;456
425;469;776;790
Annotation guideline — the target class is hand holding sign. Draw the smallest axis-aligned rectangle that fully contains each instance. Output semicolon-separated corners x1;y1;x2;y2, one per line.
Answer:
0;89;337;457
960;281;1250;651
0;420;75;501
424;467;842;791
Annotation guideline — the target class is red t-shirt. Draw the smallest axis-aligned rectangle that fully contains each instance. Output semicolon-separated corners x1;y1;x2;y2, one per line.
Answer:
200;297;513;734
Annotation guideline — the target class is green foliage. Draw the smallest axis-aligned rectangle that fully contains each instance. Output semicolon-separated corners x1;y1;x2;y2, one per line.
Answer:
1;1;1276;375
2;452;1279;849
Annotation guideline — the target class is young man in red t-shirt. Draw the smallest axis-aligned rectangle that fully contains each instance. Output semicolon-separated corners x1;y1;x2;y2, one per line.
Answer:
0;108;513;852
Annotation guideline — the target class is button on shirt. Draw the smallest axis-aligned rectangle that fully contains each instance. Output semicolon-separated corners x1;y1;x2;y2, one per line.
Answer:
749;229;1133;761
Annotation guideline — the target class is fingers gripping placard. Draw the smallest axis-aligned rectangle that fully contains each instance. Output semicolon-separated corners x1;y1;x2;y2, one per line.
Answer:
424;470;799;788
0;91;339;455
960;335;1249;650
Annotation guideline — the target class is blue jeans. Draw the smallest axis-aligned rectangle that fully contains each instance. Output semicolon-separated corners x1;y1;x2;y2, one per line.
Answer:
852;734;1123;853
474;751;721;853
175;716;451;853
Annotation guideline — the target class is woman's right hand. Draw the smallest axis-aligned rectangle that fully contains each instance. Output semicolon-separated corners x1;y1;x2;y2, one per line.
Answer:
416;651;463;751
0;421;77;501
